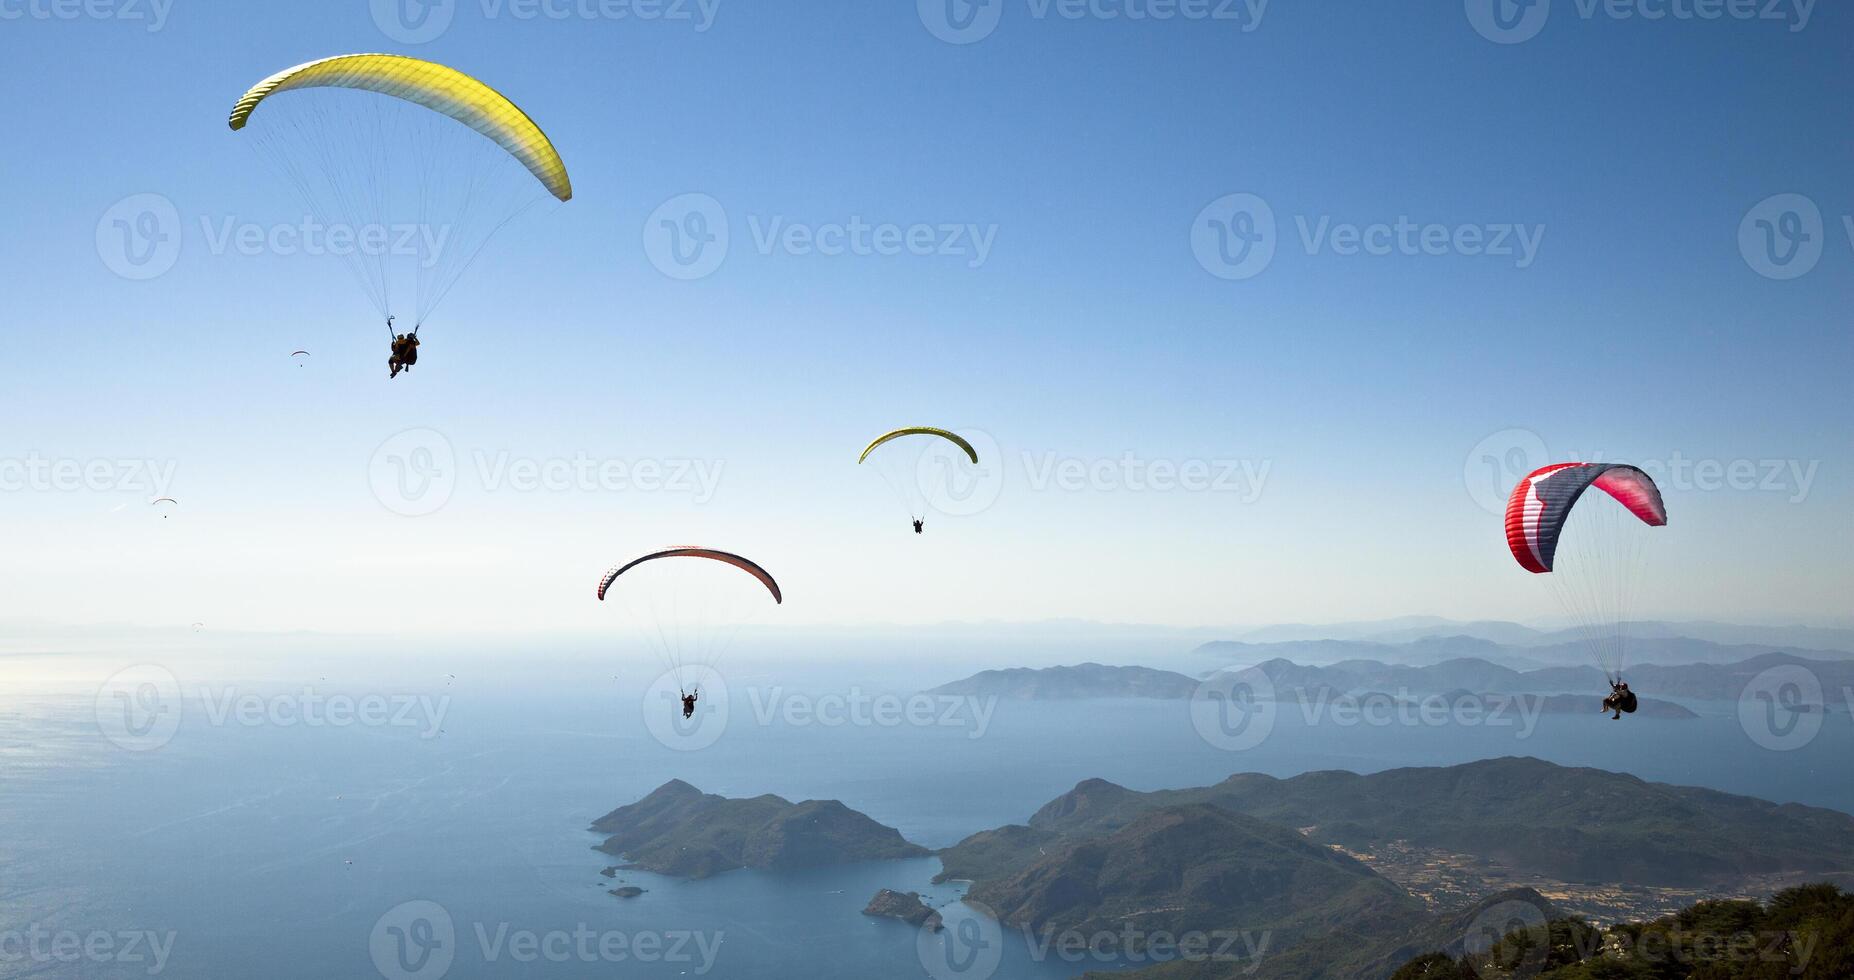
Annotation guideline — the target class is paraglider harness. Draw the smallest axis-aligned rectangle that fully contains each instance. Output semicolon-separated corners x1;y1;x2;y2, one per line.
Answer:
1602;677;1638;720
912;519;924;534
387;317;421;379
680;688;698;719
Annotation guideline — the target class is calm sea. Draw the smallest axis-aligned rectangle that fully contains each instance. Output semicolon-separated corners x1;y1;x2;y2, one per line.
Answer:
2;653;1847;978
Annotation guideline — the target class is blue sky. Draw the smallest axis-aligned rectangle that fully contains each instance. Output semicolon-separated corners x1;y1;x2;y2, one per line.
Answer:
0;0;1849;636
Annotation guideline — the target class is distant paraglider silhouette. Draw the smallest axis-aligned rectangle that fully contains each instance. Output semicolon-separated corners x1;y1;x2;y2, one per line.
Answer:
858;427;980;534
596;547;782;714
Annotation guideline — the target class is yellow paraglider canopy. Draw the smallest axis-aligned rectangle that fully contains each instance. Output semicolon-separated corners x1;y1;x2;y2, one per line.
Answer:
858;427;979;465
229;54;572;202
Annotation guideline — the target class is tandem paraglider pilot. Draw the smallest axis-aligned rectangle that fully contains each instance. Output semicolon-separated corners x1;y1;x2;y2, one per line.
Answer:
1602;680;1637;720
388;320;420;380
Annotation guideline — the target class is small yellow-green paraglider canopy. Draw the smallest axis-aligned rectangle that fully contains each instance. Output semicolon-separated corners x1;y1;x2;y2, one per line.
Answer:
858;427;979;465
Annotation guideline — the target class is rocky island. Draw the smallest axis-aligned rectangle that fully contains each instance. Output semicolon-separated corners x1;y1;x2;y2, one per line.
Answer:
928;662;1199;699
862;889;942;930
590;780;930;879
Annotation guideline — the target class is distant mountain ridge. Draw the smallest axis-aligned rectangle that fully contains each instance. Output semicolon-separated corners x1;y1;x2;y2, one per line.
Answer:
929;652;1852;706
1220;618;1854;653
1194;634;1854;671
